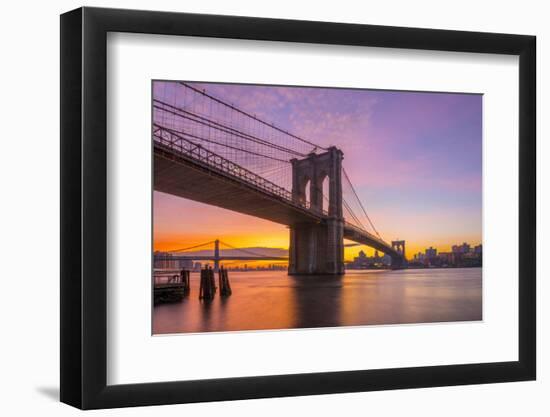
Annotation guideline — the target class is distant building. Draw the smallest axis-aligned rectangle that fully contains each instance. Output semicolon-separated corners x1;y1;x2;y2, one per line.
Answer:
438;252;454;266
352;250;370;268
154;251;178;269
452;242;471;254
407;242;481;268
413;252;425;262
346;250;390;269
178;259;193;270
425;247;437;260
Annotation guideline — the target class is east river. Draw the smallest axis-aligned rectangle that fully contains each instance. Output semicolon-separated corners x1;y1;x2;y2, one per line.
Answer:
153;267;482;334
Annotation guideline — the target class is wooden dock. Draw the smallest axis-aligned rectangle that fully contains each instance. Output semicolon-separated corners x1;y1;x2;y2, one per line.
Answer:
154;270;190;304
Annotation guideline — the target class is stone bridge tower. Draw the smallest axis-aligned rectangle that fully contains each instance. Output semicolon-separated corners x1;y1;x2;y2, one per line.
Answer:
288;147;345;275
391;240;406;268
391;240;406;259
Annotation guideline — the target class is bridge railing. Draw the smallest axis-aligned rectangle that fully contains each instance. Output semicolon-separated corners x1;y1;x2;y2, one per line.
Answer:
153;124;329;216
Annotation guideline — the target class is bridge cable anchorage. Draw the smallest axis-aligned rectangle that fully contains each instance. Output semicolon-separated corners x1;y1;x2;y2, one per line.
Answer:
179;82;328;151
169;240;216;253
342;168;382;240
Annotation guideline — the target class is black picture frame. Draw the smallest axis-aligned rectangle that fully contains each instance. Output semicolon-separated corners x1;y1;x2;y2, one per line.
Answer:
60;6;536;410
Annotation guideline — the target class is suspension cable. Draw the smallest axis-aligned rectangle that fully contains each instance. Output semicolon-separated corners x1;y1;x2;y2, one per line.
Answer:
180;82;328;151
154;124;291;163
154;100;307;158
168;241;216;253
219;241;287;258
342;168;382;239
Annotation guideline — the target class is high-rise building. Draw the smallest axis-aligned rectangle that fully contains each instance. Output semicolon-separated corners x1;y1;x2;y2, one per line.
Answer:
153;251;178;269
452;242;471;254
425;247;437;260
352;250;369;268
415;252;425;262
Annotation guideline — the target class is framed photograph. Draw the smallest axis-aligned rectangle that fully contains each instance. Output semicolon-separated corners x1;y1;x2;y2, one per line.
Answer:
60;6;536;409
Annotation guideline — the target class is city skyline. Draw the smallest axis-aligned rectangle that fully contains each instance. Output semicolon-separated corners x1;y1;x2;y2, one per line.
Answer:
153;239;482;267
154;82;482;262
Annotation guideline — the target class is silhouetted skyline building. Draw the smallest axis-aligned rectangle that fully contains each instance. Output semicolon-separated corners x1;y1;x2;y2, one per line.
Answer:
409;242;481;268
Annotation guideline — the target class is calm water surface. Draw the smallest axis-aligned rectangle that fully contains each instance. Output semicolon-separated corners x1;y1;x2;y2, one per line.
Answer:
153;268;482;334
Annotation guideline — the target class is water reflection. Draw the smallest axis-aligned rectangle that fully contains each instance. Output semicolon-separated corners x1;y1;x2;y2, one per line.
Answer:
198;299;214;332
153;268;482;335
288;275;343;329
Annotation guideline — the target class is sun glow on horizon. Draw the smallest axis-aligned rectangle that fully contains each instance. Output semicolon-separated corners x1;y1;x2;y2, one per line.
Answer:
154;193;480;264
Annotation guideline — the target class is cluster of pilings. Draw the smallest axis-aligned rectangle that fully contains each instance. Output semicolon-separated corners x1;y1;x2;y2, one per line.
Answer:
155;266;232;304
199;266;232;301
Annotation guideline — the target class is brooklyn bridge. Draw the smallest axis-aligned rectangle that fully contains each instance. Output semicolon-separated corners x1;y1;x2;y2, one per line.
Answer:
153;82;406;274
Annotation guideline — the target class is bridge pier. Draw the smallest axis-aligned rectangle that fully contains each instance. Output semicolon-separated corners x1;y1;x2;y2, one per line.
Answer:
288;220;344;275
288;147;345;275
390;256;404;269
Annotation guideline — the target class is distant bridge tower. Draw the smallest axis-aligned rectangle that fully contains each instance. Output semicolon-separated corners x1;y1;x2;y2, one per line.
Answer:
288;147;345;275
391;240;406;268
214;239;220;272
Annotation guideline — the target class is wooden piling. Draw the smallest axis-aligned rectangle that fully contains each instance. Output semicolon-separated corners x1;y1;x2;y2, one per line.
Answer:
209;266;216;295
225;269;232;295
219;266;232;297
180;269;190;296
199;268;206;299
199;266;216;301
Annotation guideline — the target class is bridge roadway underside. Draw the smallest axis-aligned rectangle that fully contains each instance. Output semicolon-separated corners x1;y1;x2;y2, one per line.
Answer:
154;148;322;227
343;227;402;260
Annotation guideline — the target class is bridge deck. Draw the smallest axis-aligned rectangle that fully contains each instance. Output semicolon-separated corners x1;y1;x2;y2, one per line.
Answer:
154;141;323;227
343;224;401;259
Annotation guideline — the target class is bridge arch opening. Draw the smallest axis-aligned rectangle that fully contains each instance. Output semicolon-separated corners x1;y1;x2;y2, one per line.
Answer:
321;175;329;214
304;179;311;208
